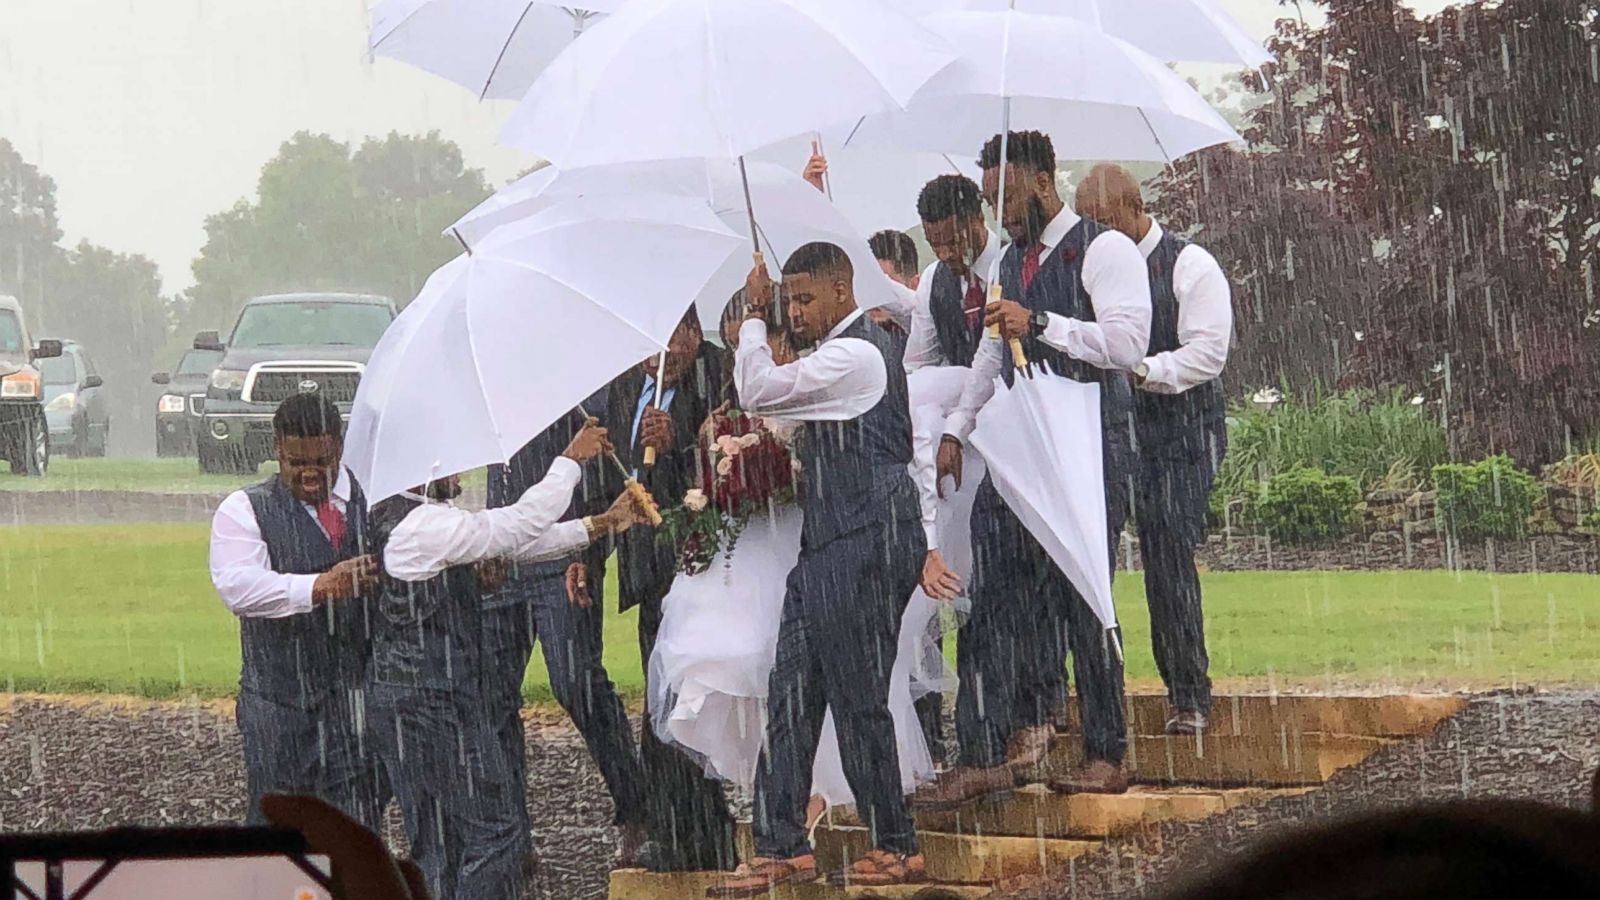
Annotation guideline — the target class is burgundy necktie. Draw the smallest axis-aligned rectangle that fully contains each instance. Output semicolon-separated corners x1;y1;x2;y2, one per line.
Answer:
962;277;985;337
317;501;347;550
1021;243;1044;291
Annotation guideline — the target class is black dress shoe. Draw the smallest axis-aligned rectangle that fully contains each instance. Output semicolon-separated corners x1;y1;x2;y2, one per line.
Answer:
635;840;687;873
1166;709;1209;735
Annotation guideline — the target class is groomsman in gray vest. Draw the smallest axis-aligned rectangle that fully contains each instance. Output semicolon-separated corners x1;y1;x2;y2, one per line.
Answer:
365;421;654;900
209;393;385;829
904;173;1003;374
1076;163;1232;735
710;243;932;895
927;131;1152;804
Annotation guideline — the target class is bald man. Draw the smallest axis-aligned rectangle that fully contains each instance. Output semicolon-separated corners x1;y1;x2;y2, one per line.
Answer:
1076;164;1232;735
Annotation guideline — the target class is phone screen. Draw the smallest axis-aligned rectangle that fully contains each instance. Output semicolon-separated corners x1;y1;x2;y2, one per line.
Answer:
10;855;333;900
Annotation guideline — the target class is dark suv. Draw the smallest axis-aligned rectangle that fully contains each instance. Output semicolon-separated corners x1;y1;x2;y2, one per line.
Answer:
0;294;63;476
151;347;223;457
195;293;396;474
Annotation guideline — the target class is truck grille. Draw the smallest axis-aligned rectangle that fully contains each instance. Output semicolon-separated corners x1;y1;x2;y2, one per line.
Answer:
245;366;363;404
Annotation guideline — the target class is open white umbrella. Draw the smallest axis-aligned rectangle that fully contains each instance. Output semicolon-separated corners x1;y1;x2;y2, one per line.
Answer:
448;159;905;328
369;0;618;100
968;371;1115;630
897;0;1271;67
498;0;956;167
845;9;1241;163
344;194;744;503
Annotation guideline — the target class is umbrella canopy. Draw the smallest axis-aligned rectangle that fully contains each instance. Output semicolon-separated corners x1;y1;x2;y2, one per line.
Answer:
968;372;1114;630
448;159;904;328
899;0;1271;67
344;194;745;503
498;0;957;166
845;9;1241;162
368;0;618;101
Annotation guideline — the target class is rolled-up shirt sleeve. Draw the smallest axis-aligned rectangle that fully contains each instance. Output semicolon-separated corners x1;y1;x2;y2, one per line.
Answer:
384;457;589;582
210;491;318;618
734;318;886;421
1038;231;1152;371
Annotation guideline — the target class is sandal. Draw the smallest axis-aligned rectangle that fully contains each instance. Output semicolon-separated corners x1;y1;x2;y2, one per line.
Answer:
705;855;819;898
830;849;928;887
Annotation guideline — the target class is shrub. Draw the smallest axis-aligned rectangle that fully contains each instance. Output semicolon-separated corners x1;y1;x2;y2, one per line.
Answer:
1432;455;1538;541
1254;466;1361;544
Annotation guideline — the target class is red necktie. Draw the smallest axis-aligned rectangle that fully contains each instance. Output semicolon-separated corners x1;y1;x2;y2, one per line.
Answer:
962;277;985;337
1021;243;1044;291
317;501;347;550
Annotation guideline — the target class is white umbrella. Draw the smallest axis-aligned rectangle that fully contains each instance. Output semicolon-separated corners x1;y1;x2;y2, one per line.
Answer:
845;9;1242;163
448;159;905;328
968;371;1115;630
897;0;1271;68
368;0;617;101
344;194;745;503
498;0;957;167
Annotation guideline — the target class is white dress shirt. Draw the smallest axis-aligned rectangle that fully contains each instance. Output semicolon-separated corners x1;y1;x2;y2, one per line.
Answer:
904;230;1004;373
945;205;1153;442
734;309;887;420
210;471;352;619
1136;219;1233;394
383;457;592;583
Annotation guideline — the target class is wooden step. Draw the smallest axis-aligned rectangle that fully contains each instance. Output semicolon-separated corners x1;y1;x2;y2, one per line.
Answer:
607;869;994;899
1044;731;1387;787
811;825;1099;884
905;784;1313;839
1057;694;1466;739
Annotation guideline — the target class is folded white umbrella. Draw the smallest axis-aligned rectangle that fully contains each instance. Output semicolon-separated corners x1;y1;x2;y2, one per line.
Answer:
969;371;1115;631
898;0;1271;67
845;9;1241;163
344;194;745;503
448;159;904;327
498;0;957;167
368;0;618;101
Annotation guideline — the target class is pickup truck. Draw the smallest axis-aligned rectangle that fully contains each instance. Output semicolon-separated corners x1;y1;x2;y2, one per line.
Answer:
195;292;396;474
0;294;63;476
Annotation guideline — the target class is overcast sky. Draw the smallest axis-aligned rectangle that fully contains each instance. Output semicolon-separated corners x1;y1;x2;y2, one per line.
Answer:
0;0;1452;295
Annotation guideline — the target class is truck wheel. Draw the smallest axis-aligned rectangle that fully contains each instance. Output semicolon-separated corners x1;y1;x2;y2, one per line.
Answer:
9;409;49;477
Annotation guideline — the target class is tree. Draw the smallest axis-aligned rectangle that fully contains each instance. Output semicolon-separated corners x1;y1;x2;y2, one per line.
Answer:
177;131;490;344
0;138;63;315
1153;0;1600;466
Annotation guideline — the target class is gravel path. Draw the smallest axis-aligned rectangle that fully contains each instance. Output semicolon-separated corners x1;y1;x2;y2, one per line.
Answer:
0;698;617;900
1000;690;1600;898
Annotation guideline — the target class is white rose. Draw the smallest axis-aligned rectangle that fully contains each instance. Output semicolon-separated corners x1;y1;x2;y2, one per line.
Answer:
683;489;709;512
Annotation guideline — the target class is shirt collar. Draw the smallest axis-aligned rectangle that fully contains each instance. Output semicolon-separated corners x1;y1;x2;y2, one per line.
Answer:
1036;203;1081;253
825;307;866;342
1136;218;1165;260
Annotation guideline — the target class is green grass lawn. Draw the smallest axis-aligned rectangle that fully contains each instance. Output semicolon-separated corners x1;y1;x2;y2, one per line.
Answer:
3;523;1599;702
0;459;489;495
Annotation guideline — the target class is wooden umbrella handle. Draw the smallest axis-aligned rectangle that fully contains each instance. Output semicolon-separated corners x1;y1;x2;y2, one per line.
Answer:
983;283;1029;369
626;479;664;527
643;446;657;467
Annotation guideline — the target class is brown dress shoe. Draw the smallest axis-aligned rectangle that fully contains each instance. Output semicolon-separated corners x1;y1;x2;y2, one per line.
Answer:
1165;709;1209;736
706;855;819;898
1005;724;1056;769
911;765;1015;811
830;850;928;887
1048;759;1130;795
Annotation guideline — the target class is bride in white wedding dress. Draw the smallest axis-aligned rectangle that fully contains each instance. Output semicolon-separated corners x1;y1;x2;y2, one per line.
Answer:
647;301;976;823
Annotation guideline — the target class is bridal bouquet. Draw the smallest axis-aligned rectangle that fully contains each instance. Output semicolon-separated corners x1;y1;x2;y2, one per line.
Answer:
661;411;798;575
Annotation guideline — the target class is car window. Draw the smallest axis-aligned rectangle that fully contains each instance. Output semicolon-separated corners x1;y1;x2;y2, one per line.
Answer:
0;310;23;356
40;352;79;385
177;349;224;376
229;301;392;349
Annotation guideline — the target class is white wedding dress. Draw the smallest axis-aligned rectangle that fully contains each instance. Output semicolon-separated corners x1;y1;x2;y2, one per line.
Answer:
646;368;979;809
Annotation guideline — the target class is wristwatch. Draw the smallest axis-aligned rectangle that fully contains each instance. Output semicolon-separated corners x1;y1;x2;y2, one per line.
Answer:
1028;311;1051;337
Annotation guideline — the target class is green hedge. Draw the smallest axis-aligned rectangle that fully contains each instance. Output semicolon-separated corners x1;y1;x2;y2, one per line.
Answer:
1254;467;1361;544
1433;455;1537;541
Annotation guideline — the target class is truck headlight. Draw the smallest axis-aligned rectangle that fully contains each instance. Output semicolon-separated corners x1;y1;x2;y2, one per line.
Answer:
45;392;76;412
158;394;186;414
0;372;40;399
210;369;246;392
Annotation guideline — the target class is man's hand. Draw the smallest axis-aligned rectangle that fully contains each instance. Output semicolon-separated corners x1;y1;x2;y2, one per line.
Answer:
936;435;964;500
638;406;675;453
921;549;963;602
313;555;378;605
593;485;658;536
565;561;592;609
984;299;1031;341
562;417;612;463
802;142;828;193
476;557;510;595
744;265;774;321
